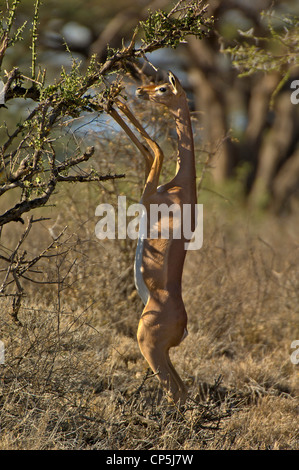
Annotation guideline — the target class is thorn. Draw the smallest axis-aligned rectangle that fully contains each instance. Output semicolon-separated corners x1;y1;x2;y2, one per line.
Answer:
125;27;138;54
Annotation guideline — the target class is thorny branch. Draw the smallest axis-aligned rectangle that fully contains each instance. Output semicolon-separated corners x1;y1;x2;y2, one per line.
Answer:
0;216;77;324
0;0;212;321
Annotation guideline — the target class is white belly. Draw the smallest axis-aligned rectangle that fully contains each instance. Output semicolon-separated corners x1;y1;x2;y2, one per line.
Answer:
134;226;149;305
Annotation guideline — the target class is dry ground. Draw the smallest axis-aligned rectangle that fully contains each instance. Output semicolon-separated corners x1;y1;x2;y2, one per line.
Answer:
0;181;298;450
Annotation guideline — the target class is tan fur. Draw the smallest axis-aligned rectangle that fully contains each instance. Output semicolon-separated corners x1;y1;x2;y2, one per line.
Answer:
108;72;197;404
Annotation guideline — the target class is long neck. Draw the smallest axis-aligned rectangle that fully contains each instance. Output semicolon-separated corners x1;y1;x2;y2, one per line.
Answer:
170;97;195;181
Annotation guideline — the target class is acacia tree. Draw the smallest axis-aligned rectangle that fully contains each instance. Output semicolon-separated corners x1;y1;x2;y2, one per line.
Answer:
0;0;213;321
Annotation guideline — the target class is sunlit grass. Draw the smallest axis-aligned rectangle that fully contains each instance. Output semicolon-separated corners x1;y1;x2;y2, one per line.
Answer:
0;173;298;449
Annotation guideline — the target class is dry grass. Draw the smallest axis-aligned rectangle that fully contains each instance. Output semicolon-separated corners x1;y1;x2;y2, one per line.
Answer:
0;180;298;450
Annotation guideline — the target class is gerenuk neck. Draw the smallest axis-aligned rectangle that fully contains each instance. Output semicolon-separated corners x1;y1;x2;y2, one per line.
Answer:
170;97;196;184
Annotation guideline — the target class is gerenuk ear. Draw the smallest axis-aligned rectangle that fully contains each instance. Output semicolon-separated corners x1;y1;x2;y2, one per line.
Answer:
168;71;178;95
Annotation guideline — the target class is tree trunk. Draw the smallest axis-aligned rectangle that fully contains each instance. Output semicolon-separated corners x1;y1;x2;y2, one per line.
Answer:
187;38;233;183
249;91;299;207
